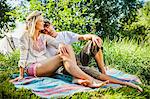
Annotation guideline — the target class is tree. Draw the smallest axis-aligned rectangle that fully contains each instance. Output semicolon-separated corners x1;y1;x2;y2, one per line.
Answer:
121;1;150;42
10;0;143;40
88;0;142;39
0;0;15;37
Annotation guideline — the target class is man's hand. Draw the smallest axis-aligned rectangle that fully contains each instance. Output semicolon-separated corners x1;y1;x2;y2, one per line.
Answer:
92;36;102;48
9;76;24;83
78;34;103;48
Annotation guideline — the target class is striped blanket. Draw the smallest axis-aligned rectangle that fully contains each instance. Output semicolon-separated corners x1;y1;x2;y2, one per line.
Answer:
12;68;141;98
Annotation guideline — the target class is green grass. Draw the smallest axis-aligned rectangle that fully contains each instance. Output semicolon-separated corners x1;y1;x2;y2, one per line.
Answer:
103;38;150;85
0;38;150;99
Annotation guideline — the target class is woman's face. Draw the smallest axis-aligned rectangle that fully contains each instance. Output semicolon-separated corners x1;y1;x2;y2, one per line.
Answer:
35;16;44;31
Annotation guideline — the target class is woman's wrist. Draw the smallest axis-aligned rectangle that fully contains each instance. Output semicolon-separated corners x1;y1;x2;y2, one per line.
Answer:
19;66;24;77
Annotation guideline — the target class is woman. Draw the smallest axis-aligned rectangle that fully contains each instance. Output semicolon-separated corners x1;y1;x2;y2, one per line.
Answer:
9;11;108;88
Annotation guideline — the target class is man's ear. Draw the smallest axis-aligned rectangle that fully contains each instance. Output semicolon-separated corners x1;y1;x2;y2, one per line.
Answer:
40;29;44;33
52;26;56;30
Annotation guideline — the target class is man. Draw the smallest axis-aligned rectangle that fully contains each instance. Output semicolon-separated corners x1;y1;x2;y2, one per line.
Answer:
42;19;106;74
41;19;143;92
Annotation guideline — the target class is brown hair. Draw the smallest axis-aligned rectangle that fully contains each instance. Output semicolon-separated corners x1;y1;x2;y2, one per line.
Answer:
44;19;51;27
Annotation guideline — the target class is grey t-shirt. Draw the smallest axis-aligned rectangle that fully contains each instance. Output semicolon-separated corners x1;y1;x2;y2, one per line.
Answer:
47;31;79;57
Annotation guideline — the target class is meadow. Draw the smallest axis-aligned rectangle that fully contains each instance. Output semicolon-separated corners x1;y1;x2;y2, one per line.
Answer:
0;38;149;99
0;0;149;98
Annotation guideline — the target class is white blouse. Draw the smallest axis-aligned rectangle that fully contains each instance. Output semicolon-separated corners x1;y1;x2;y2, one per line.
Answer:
18;32;60;68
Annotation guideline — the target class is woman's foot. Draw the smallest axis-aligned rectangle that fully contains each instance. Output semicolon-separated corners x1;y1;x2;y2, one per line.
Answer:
72;78;90;86
125;82;143;92
72;78;109;88
88;79;109;88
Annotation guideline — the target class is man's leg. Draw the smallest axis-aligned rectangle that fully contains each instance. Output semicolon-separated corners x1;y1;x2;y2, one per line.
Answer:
78;65;142;92
98;73;143;92
78;41;142;92
94;48;106;74
79;41;106;74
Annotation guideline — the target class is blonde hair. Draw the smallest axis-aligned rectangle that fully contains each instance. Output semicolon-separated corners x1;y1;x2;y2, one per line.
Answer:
26;11;42;38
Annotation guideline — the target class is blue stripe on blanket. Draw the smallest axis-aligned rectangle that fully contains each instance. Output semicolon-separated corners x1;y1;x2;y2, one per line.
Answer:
12;68;141;98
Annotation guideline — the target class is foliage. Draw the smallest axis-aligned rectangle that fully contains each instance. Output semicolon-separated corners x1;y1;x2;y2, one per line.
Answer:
0;51;39;99
0;50;20;71
103;38;150;85
10;0;98;35
63;85;150;99
0;0;15;37
7;0;29;22
9;0;143;39
120;1;150;42
88;0;142;39
0;72;40;99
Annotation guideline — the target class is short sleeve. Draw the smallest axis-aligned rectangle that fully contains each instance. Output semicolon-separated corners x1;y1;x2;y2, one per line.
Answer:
18;33;29;68
65;31;79;44
45;34;59;49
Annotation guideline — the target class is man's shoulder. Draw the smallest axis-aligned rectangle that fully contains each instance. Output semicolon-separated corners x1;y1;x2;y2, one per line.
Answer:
59;31;77;35
59;31;72;34
57;31;70;36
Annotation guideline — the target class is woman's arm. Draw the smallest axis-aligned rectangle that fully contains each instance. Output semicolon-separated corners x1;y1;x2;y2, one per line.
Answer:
9;67;24;82
10;33;28;83
19;66;24;78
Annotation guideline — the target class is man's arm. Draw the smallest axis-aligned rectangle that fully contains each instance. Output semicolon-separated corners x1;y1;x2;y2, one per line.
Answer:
78;34;96;40
78;34;102;48
78;34;106;74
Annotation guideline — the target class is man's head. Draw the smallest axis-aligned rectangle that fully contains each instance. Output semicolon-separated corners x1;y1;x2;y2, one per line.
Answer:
42;19;55;35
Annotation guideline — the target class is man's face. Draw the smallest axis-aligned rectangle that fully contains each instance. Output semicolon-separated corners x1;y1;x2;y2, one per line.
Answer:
44;24;55;35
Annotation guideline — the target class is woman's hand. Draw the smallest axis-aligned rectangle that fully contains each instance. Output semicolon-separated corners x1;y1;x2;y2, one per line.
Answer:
58;44;71;62
9;76;24;83
92;36;102;48
58;43;67;54
9;67;24;83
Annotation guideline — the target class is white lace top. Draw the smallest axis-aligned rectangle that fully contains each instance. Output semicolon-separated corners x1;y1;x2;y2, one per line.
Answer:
18;32;60;68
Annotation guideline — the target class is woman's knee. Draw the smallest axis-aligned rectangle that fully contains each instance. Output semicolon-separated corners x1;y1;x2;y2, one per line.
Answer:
66;45;73;50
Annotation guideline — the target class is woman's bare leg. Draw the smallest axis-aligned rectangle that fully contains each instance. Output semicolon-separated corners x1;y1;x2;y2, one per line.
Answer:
62;45;95;80
61;45;109;87
36;55;63;76
35;44;108;88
